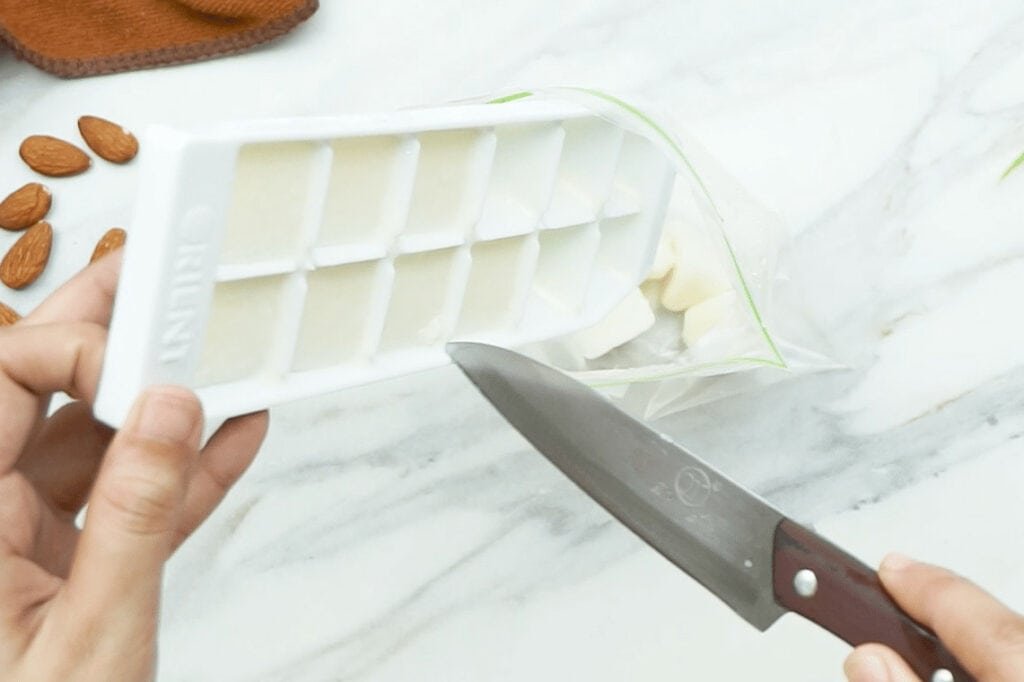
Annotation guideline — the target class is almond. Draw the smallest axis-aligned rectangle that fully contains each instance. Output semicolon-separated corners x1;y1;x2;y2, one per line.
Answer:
78;116;139;164
19;136;91;177
0;183;51;231
1;221;52;289
0;301;20;326
91;227;127;263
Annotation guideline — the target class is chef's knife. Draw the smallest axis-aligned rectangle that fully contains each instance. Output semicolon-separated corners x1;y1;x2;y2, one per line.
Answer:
447;342;972;682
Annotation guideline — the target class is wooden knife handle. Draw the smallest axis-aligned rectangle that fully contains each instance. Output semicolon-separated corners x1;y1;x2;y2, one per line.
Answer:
773;519;974;681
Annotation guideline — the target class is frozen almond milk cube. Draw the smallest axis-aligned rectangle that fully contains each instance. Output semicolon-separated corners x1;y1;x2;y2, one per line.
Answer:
379;248;464;351
222;142;317;266
195;275;289;386
318;136;413;250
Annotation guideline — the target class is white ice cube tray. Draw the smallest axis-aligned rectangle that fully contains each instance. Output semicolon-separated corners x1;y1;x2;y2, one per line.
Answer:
94;100;675;426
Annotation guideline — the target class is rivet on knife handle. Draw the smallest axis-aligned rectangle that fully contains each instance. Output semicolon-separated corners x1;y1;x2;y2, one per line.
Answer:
772;519;974;682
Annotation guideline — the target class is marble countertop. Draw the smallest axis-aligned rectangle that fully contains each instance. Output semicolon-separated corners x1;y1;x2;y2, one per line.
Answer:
2;2;1023;679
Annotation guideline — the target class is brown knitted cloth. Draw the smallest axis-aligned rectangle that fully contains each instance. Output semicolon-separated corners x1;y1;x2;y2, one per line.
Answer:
0;0;318;78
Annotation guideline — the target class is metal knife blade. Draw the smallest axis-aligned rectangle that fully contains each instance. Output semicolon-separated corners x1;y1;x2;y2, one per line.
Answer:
448;340;786;629
448;342;974;682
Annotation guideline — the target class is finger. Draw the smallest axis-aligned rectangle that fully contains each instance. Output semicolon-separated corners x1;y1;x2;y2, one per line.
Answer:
879;553;1024;681
0;470;79;577
24;496;81;579
24;250;121;327
174;411;268;550
17;402;113;514
64;386;202;624
0;550;62;637
0;322;107;473
844;643;921;682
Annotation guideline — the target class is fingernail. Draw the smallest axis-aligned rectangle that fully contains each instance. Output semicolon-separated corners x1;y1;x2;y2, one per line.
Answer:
880;552;913;573
844;651;890;682
130;386;202;444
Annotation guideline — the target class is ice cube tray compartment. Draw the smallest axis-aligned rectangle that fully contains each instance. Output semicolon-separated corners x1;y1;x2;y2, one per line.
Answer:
95;100;676;426
543;118;624;228
195;275;290;386
455;235;537;337
402;129;495;250
316;135;417;256
604;133;674;218
378;247;467;352
292;260;385;371
476;123;564;240
222;142;319;268
523;222;601;332
596;213;653;284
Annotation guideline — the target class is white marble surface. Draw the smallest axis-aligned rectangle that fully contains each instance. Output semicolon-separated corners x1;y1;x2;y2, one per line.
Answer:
2;1;1024;679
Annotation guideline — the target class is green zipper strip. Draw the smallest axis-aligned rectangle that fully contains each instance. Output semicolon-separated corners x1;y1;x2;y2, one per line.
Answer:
1001;150;1024;180
486;91;534;104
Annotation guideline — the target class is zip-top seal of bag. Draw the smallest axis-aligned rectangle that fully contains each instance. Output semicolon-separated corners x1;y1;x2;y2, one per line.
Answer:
0;0;318;78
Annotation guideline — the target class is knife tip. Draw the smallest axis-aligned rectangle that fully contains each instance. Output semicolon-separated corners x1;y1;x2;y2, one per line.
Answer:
447;341;512;372
444;341;467;357
445;340;483;364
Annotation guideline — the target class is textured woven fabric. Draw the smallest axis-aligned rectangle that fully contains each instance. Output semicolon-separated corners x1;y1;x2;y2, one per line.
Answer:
0;0;318;78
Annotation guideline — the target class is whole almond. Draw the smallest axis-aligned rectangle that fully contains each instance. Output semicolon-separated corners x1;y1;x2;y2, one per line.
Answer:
1;221;52;289
0;301;20;326
0;183;51;231
91;227;127;263
78;116;139;164
19;136;91;177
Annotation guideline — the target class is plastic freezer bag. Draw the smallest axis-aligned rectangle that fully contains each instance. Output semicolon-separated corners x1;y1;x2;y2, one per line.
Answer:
476;88;833;420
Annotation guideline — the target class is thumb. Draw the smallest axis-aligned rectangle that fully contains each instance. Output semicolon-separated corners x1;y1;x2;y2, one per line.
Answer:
877;553;1024;681
65;386;202;621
